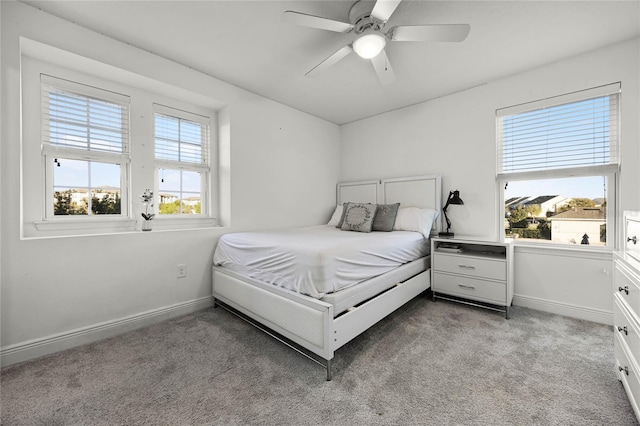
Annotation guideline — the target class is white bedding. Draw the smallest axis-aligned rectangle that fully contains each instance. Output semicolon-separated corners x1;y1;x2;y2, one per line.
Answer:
213;225;430;299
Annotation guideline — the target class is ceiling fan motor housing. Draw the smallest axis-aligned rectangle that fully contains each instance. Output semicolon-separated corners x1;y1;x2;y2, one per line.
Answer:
349;0;384;34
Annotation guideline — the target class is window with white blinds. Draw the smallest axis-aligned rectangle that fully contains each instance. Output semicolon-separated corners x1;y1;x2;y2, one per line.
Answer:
154;104;209;170
41;74;130;161
153;104;210;216
496;83;621;248
41;74;130;218
497;83;620;180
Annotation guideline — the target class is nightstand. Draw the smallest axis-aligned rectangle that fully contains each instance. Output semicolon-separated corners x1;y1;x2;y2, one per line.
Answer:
431;236;514;318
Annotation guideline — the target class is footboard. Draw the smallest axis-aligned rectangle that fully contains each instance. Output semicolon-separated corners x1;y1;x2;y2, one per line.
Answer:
213;268;335;361
213;265;430;381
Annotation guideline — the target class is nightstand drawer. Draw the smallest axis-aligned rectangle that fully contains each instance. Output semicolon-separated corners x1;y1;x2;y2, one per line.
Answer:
433;272;506;304
433;254;506;281
615;262;640;319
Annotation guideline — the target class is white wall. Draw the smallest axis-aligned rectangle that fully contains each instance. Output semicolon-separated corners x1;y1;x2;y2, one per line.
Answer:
3;2;637;368
340;38;640;324
0;2;340;365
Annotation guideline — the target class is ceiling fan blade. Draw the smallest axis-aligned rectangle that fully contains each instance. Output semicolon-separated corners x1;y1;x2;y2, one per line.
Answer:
371;0;402;22
390;24;471;42
306;45;353;77
282;11;353;33
371;49;395;86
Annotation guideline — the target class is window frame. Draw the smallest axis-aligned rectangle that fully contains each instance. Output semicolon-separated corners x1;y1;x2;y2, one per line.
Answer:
40;74;131;221
496;83;621;250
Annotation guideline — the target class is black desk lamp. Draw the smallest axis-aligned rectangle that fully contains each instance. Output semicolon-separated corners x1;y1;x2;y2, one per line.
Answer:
439;190;464;237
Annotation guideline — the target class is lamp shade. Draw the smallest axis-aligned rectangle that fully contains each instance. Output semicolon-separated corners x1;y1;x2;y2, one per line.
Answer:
353;32;386;59
448;190;464;205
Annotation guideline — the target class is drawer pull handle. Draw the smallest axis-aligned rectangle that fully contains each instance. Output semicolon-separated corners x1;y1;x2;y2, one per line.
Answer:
458;265;476;270
619;286;629;295
619;366;629;376
618;326;628;335
458;284;476;290
628;236;638;245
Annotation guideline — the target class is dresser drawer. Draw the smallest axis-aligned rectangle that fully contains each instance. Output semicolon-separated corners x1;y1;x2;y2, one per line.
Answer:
615;333;640;419
433;272;506;305
615;261;640;318
626;216;640;263
433;254;506;281
614;296;640;359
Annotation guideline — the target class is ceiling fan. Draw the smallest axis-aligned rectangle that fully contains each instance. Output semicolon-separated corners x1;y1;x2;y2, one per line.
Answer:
282;0;470;85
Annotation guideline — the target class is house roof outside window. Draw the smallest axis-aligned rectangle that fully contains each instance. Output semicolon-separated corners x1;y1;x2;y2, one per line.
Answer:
549;207;605;221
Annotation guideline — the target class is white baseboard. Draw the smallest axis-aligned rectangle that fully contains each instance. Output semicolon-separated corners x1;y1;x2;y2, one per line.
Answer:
513;294;613;325
2;294;610;368
1;296;214;368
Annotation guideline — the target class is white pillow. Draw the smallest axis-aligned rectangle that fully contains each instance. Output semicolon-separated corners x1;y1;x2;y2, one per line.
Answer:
327;205;344;226
393;207;440;238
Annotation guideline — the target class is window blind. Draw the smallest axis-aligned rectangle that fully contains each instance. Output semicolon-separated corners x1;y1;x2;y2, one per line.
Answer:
154;104;210;171
41;74;130;160
497;83;620;180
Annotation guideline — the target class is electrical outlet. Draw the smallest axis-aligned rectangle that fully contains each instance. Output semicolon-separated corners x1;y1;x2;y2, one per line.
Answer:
177;264;187;278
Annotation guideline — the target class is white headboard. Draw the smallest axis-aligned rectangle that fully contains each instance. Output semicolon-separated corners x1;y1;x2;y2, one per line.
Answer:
337;175;442;234
336;179;379;205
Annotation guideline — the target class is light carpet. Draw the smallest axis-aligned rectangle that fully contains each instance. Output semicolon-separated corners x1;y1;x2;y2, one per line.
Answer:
1;296;637;425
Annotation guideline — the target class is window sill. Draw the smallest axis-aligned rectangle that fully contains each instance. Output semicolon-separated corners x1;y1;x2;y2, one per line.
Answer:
33;217;136;232
148;216;219;231
24;216;219;239
510;239;614;260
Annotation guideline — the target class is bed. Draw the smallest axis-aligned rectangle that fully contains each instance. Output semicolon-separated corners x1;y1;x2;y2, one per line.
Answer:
212;175;442;380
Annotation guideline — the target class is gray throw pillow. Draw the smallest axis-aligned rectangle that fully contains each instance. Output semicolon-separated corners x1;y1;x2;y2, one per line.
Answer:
372;203;400;232
341;203;378;233
336;202;349;228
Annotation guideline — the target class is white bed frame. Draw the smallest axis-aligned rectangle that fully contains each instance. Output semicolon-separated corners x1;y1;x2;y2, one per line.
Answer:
212;175;442;380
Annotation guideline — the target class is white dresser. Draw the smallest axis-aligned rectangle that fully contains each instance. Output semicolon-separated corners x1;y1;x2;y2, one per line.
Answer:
614;211;640;421
431;236;514;318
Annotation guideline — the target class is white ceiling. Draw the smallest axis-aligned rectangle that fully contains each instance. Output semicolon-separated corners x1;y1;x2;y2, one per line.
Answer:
22;0;640;124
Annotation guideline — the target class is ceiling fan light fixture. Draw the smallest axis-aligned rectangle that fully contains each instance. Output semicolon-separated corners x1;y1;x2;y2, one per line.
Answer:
353;32;386;59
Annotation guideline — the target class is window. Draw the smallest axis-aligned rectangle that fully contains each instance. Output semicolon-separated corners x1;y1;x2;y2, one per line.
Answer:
23;46;220;238
497;83;620;248
154;104;210;216
41;74;130;218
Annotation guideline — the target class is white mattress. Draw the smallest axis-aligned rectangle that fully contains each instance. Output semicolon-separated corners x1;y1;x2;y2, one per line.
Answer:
213;225;430;299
